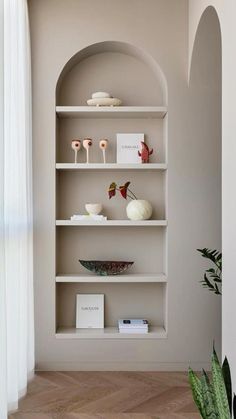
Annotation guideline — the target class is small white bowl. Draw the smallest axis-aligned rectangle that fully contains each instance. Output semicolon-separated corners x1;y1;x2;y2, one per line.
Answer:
85;203;103;215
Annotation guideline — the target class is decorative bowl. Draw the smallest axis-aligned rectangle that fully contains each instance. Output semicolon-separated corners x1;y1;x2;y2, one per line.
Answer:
85;203;103;215
79;260;134;276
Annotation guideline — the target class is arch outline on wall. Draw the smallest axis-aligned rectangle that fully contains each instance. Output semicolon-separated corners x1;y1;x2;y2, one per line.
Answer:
56;40;168;106
188;4;222;84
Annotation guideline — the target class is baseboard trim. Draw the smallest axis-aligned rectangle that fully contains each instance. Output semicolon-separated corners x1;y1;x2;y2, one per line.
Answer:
36;361;211;371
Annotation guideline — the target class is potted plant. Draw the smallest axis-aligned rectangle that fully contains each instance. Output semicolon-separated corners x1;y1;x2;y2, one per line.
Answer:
197;248;222;295
189;348;236;418
108;181;153;221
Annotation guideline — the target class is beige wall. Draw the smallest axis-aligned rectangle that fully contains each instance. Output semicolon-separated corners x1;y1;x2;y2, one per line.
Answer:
29;0;221;370
189;0;236;387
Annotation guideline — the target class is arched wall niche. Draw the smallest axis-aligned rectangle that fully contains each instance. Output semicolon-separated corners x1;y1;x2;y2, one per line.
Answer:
56;41;168;106
188;3;222;355
189;5;222;84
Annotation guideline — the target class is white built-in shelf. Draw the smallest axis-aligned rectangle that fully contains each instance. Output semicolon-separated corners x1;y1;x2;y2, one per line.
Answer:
56;326;167;339
56;106;167;119
56;163;167;170
56;273;167;283
56;220;168;227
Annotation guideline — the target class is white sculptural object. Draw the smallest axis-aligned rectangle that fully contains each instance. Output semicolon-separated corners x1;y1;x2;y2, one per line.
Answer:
83;138;93;163
71;139;81;163
92;92;110;99
87;91;122;107
99;139;108;163
126;199;153;221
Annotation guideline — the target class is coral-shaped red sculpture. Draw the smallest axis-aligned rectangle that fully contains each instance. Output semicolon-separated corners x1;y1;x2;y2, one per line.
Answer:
138;141;153;163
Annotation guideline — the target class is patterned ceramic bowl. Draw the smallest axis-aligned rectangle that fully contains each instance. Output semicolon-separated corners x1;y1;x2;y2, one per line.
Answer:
79;260;134;276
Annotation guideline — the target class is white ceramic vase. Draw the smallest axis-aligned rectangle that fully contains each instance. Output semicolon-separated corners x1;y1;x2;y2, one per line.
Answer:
126;199;152;221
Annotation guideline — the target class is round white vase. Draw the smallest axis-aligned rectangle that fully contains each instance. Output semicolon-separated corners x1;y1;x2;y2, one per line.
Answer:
126;199;152;221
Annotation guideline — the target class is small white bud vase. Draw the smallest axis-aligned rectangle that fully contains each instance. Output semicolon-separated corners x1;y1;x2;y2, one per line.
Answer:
126;199;152;221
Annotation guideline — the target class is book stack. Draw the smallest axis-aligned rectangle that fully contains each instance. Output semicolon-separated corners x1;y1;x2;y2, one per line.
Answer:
71;214;107;221
118;319;149;334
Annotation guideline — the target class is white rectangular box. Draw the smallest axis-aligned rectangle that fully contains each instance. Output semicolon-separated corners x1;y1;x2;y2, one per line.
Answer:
76;294;104;329
116;133;144;163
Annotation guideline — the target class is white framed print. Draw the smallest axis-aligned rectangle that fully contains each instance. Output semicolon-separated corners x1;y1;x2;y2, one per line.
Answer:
76;294;104;329
116;133;144;164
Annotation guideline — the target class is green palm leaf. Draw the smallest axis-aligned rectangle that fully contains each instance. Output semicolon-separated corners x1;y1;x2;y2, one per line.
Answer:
212;349;231;418
189;368;205;418
197;248;222;295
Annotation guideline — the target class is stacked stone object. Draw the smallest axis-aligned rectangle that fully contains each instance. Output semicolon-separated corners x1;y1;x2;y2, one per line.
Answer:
87;91;122;106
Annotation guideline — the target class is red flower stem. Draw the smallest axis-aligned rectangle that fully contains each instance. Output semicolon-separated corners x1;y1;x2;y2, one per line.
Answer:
127;188;138;200
115;188;135;200
126;194;135;200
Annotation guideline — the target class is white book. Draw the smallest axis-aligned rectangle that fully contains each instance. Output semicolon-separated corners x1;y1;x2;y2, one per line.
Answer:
118;319;149;328
76;294;104;329
119;328;149;334
119;325;148;329
71;215;107;221
116;133;144;163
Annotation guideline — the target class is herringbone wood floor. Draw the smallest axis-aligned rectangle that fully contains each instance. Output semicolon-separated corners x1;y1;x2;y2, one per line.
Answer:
9;371;200;419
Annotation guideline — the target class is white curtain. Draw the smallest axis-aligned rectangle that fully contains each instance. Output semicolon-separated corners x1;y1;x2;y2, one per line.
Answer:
0;0;34;416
